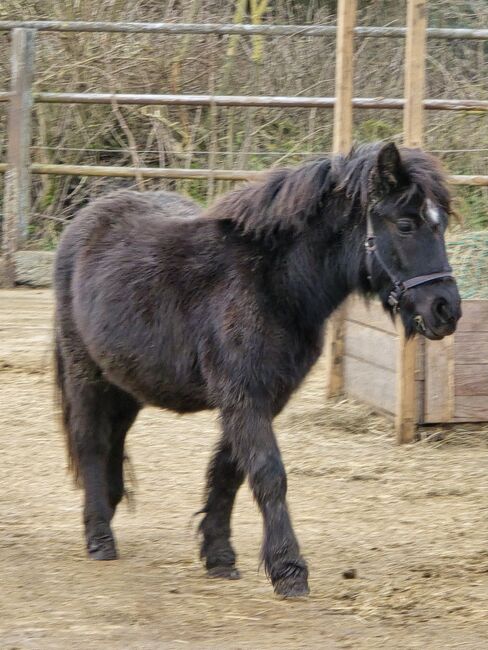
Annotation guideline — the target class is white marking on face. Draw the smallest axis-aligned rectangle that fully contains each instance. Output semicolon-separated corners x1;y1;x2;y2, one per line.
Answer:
425;198;441;225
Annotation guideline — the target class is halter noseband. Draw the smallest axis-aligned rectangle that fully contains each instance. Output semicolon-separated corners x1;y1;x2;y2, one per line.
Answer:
365;208;453;311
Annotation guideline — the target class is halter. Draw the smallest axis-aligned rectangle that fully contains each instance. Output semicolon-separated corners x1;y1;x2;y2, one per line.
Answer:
364;207;454;311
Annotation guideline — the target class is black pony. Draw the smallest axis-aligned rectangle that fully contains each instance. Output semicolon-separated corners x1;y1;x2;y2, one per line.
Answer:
54;142;461;598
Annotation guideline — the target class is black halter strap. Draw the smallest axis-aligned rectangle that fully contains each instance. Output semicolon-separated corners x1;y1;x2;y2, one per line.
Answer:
365;208;453;310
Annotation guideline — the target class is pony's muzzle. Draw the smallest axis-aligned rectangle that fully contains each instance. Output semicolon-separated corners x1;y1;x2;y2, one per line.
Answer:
411;280;461;340
433;296;458;327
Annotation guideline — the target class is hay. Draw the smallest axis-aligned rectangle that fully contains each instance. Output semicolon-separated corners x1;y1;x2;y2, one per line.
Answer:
447;231;488;299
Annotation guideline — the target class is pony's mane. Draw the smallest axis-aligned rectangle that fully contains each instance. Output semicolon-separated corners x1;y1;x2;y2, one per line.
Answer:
204;142;450;240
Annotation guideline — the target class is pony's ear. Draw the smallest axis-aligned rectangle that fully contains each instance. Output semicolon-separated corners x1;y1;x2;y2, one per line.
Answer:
372;142;408;196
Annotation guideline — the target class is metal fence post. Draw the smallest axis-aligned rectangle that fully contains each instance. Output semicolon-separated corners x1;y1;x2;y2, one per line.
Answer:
2;28;35;286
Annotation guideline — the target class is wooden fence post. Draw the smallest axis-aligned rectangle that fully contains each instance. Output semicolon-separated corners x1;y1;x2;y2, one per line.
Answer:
2;28;35;287
396;0;427;442
324;0;357;398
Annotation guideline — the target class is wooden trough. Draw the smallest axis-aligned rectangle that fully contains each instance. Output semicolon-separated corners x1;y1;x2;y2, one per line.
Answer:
342;296;488;425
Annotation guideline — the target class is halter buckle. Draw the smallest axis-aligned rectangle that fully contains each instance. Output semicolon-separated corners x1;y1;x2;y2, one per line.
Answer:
388;282;404;311
387;293;399;309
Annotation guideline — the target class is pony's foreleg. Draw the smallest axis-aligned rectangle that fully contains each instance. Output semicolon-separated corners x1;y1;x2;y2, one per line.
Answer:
223;406;309;598
199;437;245;579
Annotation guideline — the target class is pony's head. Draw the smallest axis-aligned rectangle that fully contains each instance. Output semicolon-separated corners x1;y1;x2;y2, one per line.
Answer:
356;142;461;340
207;140;461;339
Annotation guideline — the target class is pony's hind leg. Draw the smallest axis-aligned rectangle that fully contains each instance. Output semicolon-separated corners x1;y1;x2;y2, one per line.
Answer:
106;390;140;515
199;437;245;579
67;375;116;559
59;347;139;560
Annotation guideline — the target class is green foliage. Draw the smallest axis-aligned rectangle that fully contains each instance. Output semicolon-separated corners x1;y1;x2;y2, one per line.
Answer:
183;180;208;206
454;186;488;230
447;231;488;299
27;217;60;250
355;118;398;144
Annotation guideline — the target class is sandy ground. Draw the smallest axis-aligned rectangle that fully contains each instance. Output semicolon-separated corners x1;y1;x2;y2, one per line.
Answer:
1;288;487;649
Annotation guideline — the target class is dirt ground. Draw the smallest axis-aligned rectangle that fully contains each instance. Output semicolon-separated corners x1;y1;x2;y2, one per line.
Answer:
1;289;487;649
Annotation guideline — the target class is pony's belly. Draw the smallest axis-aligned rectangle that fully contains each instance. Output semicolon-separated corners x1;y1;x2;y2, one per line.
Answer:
102;365;211;413
150;387;211;413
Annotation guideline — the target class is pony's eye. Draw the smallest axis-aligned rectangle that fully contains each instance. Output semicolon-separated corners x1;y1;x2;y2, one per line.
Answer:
397;218;415;234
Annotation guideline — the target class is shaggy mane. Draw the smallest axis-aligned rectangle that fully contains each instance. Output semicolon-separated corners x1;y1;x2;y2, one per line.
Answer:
204;143;450;240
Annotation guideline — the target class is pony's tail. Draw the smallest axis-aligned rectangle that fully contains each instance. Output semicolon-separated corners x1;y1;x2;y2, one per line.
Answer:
54;333;81;486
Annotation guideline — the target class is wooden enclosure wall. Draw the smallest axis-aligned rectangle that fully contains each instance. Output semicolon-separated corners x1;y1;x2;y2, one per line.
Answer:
343;298;399;416
343;298;488;424
451;302;488;422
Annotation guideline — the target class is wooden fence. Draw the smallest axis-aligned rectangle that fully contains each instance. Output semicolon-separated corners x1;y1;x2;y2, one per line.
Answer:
1;6;487;440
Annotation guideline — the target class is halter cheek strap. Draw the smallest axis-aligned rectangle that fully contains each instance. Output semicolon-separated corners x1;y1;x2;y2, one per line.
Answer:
365;208;453;311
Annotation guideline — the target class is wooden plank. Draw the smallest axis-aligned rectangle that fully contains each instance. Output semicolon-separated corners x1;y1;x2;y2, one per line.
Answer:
324;0;356;398
1;29;35;288
414;337;426;424
324;305;346;398
395;0;427;442
343;320;397;372
455;365;488;396
456;300;488;333
343;355;396;414
454;333;488;365
346;296;397;335
454;396;488;422
396;334;419;440
424;336;455;423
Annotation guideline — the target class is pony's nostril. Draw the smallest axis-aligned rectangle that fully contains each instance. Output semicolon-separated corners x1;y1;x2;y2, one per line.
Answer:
433;298;452;323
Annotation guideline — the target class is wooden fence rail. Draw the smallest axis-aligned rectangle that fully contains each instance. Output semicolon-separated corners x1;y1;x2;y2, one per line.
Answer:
1;92;487;112
0;163;486;186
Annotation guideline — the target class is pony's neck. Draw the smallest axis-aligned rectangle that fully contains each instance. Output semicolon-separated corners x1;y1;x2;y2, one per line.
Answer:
273;214;366;326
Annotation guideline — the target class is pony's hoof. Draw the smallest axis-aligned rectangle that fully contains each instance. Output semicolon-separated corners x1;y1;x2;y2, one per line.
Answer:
273;576;310;599
207;565;241;580
87;535;118;560
271;559;309;598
